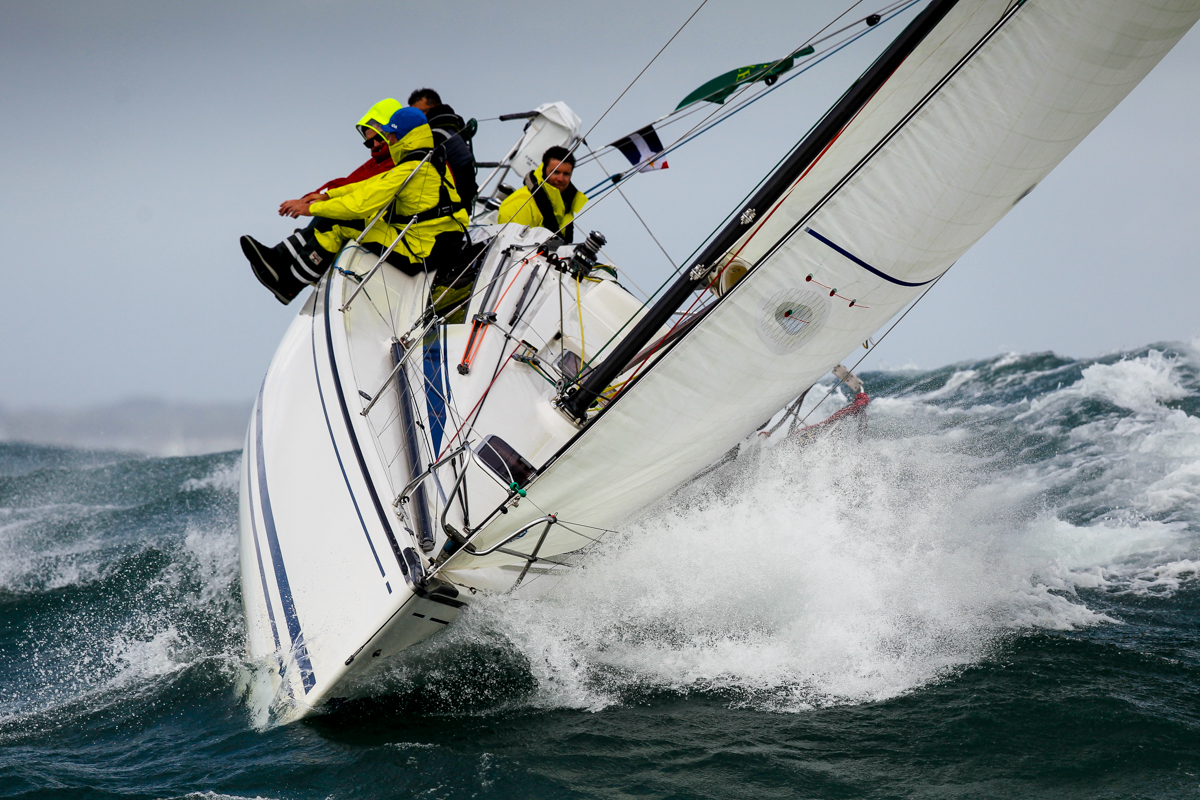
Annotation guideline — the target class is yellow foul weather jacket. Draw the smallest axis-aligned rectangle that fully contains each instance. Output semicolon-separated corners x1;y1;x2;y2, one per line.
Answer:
497;164;588;241
309;121;469;263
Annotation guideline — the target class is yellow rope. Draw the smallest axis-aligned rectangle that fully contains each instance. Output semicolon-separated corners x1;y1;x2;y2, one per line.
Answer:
575;275;586;363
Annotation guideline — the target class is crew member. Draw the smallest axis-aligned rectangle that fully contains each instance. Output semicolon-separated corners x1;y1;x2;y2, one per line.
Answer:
241;105;469;304
278;98;402;219
408;88;477;208
497;146;588;243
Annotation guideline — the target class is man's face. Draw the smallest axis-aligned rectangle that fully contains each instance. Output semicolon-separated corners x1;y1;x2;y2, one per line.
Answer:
544;159;572;191
363;128;390;162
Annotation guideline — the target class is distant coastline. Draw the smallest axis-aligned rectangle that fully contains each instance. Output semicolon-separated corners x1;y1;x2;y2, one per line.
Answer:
0;398;251;456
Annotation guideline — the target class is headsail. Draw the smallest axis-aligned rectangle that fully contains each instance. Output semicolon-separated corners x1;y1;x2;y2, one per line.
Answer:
441;0;1200;575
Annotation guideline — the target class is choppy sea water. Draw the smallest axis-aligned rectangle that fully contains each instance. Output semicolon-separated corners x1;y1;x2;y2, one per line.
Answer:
2;342;1199;799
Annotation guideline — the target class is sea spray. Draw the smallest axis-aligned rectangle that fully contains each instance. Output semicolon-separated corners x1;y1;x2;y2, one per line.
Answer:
0;454;245;736
393;346;1200;713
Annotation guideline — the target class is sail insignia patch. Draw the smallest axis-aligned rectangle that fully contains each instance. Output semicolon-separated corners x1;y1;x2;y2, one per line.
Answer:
754;288;830;355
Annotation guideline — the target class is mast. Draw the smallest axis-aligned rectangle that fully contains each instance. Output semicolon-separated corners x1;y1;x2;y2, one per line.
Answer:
562;0;961;421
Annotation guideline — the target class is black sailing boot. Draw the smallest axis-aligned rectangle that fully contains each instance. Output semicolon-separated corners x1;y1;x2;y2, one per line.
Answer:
280;227;338;284
240;235;308;304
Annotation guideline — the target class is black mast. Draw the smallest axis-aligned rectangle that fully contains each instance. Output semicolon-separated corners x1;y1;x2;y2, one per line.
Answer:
562;0;961;421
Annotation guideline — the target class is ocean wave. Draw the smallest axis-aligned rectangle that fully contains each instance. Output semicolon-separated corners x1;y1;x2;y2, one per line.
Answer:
181;461;242;494
2;343;1197;725
0;447;244;738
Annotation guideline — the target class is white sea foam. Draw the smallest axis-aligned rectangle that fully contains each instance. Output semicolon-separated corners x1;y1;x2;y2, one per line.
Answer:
0;519;244;735
0;503;123;593
181;460;241;494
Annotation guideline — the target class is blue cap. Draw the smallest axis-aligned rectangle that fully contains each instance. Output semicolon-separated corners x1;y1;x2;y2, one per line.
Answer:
383;107;427;139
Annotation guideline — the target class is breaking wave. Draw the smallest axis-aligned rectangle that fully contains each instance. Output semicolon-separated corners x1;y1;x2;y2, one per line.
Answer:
0;452;245;738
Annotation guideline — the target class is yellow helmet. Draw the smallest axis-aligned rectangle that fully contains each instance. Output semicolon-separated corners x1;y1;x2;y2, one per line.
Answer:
356;98;403;139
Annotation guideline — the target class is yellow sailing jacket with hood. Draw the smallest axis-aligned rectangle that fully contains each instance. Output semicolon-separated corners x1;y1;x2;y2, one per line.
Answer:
497;163;588;235
309;111;469;262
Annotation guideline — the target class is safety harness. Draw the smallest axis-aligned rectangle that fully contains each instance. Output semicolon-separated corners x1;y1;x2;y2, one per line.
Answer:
385;148;463;227
527;172;579;244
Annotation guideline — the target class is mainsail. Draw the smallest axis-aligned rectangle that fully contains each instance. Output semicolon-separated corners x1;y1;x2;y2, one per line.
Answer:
439;0;1200;577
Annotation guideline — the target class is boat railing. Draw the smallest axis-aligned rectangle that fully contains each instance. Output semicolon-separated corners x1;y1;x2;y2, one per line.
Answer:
340;147;438;313
454;515;557;558
393;442;471;509
339;214;419;313
360;317;440;418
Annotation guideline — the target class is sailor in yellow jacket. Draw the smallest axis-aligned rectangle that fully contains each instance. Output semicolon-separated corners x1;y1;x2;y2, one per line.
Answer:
241;104;469;304
497;146;588;243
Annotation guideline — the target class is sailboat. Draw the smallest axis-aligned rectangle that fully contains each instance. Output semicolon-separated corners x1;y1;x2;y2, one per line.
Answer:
239;0;1200;723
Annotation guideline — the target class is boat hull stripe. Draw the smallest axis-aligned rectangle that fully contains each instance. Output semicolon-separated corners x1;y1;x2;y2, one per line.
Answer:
246;398;283;664
804;227;937;287
255;388;317;693
320;271;408;573
310;300;389;584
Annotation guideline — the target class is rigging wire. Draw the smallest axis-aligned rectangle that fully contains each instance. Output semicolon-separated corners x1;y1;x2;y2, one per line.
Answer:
573;0;712;151
583;141;678;271
479;0;712;238
571;0;914;174
572;0;877;171
596;246;653;300
579;0;920;199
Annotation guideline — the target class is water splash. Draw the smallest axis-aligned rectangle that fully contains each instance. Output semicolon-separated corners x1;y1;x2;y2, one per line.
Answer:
435;346;1200;713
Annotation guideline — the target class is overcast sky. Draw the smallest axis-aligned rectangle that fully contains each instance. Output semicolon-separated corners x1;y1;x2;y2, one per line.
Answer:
1;0;1196;409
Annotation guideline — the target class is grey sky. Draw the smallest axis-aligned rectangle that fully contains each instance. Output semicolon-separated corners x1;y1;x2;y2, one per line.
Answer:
1;0;1196;409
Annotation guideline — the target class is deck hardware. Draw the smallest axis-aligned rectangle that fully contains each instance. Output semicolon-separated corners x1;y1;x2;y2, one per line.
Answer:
461;515;558;558
514;517;557;587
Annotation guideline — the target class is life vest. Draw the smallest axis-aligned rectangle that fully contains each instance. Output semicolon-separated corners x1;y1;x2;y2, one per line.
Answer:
386;147;464;226
526;169;580;243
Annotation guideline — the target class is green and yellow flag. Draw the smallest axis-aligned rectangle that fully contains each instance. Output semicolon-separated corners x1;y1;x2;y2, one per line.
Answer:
675;49;812;110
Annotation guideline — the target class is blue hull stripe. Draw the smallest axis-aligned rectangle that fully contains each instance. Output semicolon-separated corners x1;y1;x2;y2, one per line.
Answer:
246;401;283;660
320;273;407;573
255;390;317;693
310;293;389;586
805;227;938;288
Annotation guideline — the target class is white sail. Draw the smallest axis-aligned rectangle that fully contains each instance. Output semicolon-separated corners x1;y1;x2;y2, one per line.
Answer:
440;0;1200;577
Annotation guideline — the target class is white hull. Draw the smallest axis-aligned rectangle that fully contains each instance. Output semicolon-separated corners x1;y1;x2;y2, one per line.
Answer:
238;248;468;722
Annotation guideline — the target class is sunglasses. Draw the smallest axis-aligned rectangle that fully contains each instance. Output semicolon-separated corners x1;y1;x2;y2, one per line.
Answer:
362;134;385;149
